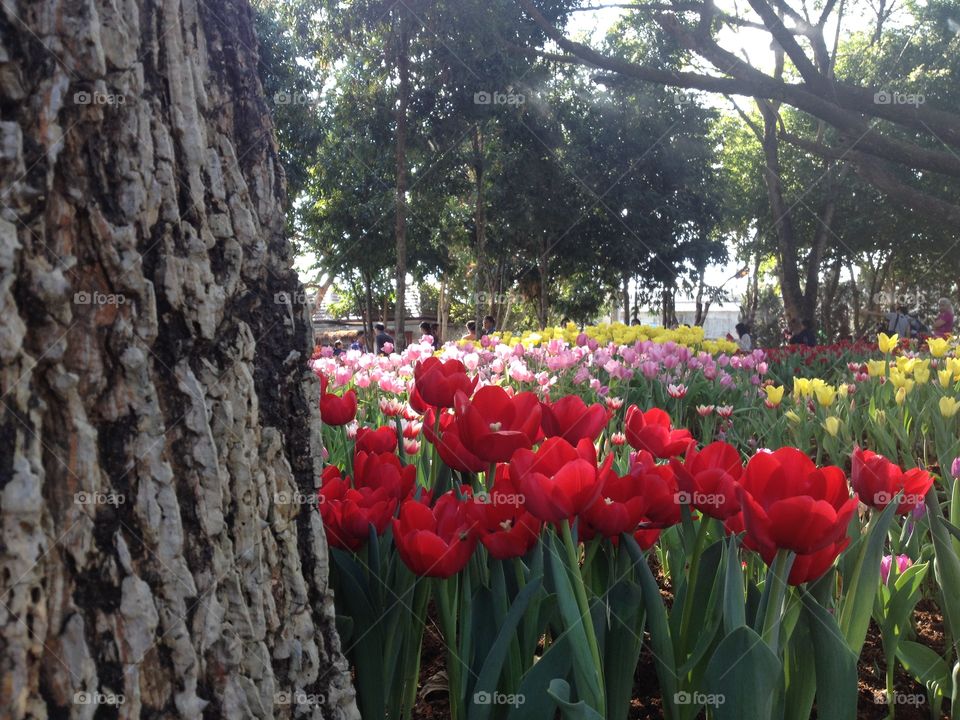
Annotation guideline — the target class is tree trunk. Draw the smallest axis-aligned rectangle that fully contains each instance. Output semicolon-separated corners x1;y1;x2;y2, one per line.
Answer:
0;1;358;718
622;272;630;324
538;237;549;329
393;6;409;350
473;126;486;334
758;102;806;324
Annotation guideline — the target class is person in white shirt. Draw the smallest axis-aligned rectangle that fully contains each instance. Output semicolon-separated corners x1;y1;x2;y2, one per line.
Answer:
735;322;752;351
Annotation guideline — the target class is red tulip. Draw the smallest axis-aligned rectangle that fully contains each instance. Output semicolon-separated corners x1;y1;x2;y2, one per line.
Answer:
467;468;541;559
540;395;611;444
392;492;478;578
633;524;662;551
353;450;416;501
624;406;694;458
455;386;541;463
738;448;857;556
850;447;933;515
320;390;358;426
582;468;647;539
510;437;610;524
760;537;850;586
355;426;397;454
409;385;431;415
414;357;478;408
627;451;682;528
671;441;743;520
423;409;486;473
318;466;398;551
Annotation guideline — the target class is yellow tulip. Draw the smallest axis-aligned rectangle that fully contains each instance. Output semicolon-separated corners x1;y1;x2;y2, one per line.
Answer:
785;410;802;423
889;369;908;389
940;396;960;418
914;364;931;385
823;416;841;437
895;386;907;405
866;360;887;378
764;385;785;407
878;333;899;354
793;378;811;399
873;409;887;425
814;384;837;407
940;368;955;389
928;337;949;357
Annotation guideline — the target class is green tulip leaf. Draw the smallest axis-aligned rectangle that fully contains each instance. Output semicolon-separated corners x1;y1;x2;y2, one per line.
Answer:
703;626;781;720
896;640;951;695
801;593;858;719
467;575;543;720
547;678;606;720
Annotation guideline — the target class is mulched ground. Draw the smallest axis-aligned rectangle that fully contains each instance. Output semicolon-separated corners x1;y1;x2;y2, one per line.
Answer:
411;595;947;719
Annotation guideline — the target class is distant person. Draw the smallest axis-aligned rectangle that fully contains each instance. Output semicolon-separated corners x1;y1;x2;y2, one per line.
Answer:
333;340;343;356
430;323;442;349
735;322;752;352
788;318;816;347
884;305;912;338
419;321;432;341
482;315;496;335
933;298;955;337
350;330;366;352
374;322;393;354
462;320;477;341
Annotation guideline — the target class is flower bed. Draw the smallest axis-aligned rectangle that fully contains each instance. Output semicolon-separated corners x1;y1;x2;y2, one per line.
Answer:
311;325;960;720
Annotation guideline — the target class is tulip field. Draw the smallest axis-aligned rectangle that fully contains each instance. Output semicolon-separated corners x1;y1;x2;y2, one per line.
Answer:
312;324;960;719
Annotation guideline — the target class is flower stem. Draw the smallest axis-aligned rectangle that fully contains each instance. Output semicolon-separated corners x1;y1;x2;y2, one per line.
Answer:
760;549;793;656
560;521;606;715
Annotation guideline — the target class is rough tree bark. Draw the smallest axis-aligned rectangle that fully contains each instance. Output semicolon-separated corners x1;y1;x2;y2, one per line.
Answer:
0;1;359;718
